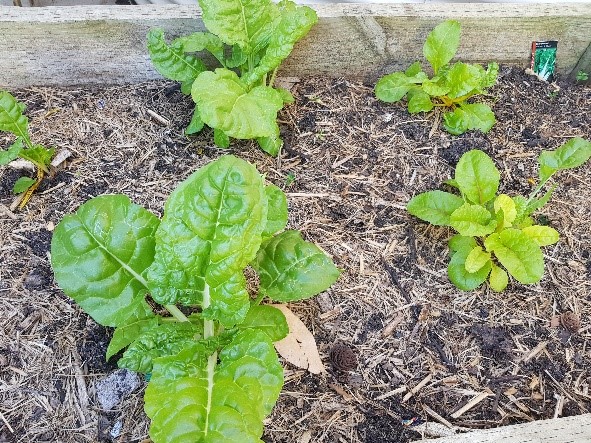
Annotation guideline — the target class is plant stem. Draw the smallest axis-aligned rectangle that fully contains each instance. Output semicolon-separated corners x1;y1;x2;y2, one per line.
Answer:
525;175;552;206
253;292;265;306
165;304;190;323
203;284;214;339
268;68;278;88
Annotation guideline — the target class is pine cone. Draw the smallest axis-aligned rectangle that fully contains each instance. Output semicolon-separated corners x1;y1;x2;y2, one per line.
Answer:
560;311;581;334
329;343;358;372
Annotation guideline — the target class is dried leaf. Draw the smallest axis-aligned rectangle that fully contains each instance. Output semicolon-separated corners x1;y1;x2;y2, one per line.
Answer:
273;304;325;374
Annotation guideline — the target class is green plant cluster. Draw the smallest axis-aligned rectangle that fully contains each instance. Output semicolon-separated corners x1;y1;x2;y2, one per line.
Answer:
51;155;340;442
375;20;498;135
147;0;317;156
407;138;591;291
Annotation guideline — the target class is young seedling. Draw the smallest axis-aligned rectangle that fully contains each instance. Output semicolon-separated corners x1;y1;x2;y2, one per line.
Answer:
576;70;589;82
0;90;54;208
147;0;317;156
407;138;591;291
50;155;340;442
375;20;498;135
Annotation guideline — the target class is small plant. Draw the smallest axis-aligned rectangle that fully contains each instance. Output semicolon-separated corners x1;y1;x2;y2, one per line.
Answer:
147;0;317;156
50;155;340;442
407;138;591;291
576;70;589;82
375;20;498;135
0;90;54;208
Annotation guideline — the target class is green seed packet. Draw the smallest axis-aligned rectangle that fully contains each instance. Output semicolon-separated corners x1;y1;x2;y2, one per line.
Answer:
530;41;558;82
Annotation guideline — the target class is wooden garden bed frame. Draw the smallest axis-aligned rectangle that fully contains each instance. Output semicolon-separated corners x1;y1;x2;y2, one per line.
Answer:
0;3;590;88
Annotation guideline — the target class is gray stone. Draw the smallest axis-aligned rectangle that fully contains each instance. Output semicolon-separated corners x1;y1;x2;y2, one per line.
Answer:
95;369;140;410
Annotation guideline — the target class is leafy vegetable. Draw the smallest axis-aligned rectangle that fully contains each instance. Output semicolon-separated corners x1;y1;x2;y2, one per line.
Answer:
0;90;55;207
407;138;591;291
375;20;498;135
51;155;339;442
147;0;317;156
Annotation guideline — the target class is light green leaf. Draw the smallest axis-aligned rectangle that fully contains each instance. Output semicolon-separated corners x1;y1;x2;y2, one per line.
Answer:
147;29;207;84
522;225;559;246
407;90;434;113
214;128;231;148
448;234;476;252
489;262;508;292
12;176;36;194
448;246;491;291
455;150;500;204
174;32;225;66
185;106;205;135
458;103;495;133
50;195;159;327
375;72;414;103
276;88;295;104
422;79;450;97
235;305;288;342
145;329;282;443
444;178;460;189
106;317;160;360
119;322;201;373
538;137;591;183
442;108;469;135
465;246;491;273
19;145;54;172
262;184;288;239
407;190;464;226
252;230;340;302
0;90;30;143
445;62;482;98
0;137;24;165
242;2;317;85
481;62;499;88
423;20;461;74
146;155;266;327
405;61;422;77
225;44;248;69
257;125;282;157
484;229;544;284
192;68;284;140
450;203;497;237
493;194;517;227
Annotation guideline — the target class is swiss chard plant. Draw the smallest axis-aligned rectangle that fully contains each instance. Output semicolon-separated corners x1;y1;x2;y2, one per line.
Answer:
50;155;340;442
407;138;591;291
375;20;498;135
0;90;54;208
147;0;317;156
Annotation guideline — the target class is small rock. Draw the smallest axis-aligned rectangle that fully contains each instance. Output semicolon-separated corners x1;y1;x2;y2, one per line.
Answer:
96;369;140;410
110;420;123;439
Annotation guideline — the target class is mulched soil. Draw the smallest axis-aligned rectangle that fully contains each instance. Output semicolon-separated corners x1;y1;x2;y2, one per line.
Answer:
0;66;590;443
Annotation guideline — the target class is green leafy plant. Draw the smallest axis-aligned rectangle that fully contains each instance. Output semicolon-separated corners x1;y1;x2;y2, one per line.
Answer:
576;70;589;82
407;138;591;291
50;155;339;442
147;0;317;156
0;90;54;207
375;20;498;135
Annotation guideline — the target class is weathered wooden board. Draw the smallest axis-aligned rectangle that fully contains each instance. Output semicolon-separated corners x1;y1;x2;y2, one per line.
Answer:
422;413;591;443
0;3;590;88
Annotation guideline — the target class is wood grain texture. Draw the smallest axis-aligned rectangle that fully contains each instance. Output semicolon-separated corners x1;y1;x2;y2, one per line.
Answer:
422;413;591;442
0;3;590;87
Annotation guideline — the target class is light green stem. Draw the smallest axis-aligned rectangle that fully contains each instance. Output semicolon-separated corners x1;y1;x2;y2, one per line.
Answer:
165;304;189;323
203;284;214;339
268;67;279;88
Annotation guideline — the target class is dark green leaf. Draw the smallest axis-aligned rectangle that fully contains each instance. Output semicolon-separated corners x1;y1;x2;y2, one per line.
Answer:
12;176;35;194
407;190;463;226
106;317;160;360
235;305;288;341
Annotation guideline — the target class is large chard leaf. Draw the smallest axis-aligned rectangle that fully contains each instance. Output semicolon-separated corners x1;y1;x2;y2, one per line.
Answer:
145;329;282;443
174;32;225;66
147;29;207;85
252;230;340;302
407;190;463;226
198;0;280;53
423;20;461;74
0;91;30;143
538;137;591;183
262;184;288;239
445;62;482;98
107;317;160;360
51;195;158;327
146;155;266;327
192;69;283;140
235;304;288;341
242;1;317;86
455;149;500;204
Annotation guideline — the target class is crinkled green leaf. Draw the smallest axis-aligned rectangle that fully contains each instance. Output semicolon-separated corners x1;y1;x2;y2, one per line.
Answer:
51;195;158;327
489;262;508;292
538;137;591;183
174;32;225;66
407;89;434;113
235;305;288;341
145;329;282;443
445;62;482;98
147;29;207;84
465;246;491;273
423;20;461;74
522;225;559;246
262;184;287;239
146;155;266;327
0;90;30;143
422;78;450;97
106;317;160;361
252;230;340;302
442;108;469;135
198;0;280;54
450;203;497;237
214;128;230;148
20;144;54;171
484;229;544;284
185;106;205;135
448;244;491;291
242;2;317;85
455;150;500;204
375;72;414;103
407;190;463;226
0;137;24;165
225;44;248;69
119;322;201;373
192;68;284;140
12;176;36;194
